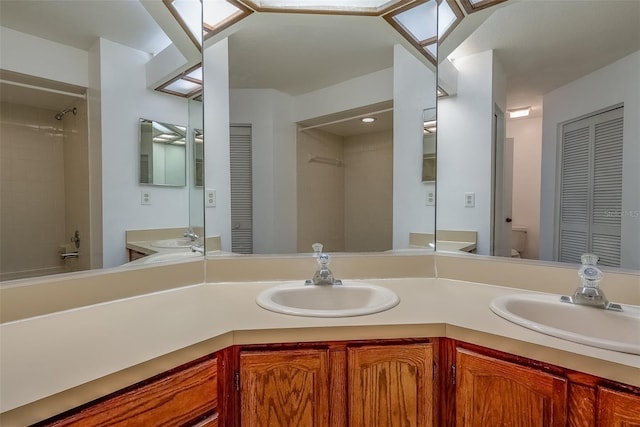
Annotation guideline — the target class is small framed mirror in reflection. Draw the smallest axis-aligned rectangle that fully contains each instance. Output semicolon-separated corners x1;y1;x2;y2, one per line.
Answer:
139;118;187;187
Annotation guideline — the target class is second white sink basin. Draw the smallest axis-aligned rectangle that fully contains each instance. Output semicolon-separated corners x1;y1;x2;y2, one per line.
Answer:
256;281;400;317
490;294;640;355
151;238;194;248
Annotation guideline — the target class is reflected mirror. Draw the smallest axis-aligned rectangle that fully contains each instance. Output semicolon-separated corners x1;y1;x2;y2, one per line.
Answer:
0;1;204;280
422;107;436;183
437;0;640;270
202;1;438;255
139;118;187;187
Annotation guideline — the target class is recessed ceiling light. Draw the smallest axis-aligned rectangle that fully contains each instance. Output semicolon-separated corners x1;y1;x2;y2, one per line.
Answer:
508;107;531;119
361;117;376;123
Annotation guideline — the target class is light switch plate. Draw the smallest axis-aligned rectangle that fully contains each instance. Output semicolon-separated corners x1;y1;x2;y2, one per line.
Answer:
464;192;475;208
425;191;435;206
205;189;216;208
141;190;151;205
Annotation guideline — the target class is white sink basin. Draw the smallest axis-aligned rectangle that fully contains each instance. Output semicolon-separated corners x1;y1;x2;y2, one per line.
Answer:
256;281;400;317
490;294;640;355
151;238;194;248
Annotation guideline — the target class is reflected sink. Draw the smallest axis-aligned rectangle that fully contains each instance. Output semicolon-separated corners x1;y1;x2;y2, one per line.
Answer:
256;281;400;317
490;294;640;355
150;238;194;248
127;251;201;265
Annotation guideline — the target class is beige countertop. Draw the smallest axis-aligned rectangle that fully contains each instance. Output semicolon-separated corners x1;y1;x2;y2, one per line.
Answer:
2;277;638;425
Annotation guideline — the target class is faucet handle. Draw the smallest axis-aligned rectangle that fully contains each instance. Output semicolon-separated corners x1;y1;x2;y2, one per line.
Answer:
578;253;603;288
312;243;324;257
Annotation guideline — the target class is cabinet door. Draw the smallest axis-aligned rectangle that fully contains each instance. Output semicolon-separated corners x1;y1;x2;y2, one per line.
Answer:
43;357;217;426
240;349;329;427
597;387;640;426
348;343;433;427
456;348;567;427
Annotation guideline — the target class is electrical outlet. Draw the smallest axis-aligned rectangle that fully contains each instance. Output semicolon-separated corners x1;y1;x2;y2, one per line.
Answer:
141;190;151;205
425;191;435;206
205;189;216;208
464;192;475;208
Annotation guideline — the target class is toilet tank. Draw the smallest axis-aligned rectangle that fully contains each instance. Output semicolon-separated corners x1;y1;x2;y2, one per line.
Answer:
511;226;528;253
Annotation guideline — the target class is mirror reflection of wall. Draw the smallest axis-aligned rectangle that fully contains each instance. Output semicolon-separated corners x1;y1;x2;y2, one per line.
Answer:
203;5;437;255
422;107;436;183
138;118;187;187
437;0;640;270
0;1;204;279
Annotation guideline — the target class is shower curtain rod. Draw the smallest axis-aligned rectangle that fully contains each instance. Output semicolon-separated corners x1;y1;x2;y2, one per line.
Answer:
298;107;393;132
0;79;86;99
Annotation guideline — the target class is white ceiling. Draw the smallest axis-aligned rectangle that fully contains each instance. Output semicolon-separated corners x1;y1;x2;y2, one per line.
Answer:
2;0;638;125
0;0;171;54
448;0;640;116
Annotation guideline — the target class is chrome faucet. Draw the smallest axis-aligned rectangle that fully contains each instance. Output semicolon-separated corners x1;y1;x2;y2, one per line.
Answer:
191;243;205;254
560;253;622;311
184;227;199;241
305;244;342;286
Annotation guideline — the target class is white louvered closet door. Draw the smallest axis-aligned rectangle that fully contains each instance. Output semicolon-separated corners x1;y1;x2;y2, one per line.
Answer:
558;107;623;267
230;125;253;254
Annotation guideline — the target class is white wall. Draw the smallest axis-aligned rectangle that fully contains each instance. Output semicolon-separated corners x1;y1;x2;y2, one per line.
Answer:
540;50;640;269
293;68;393;122
392;45;436;249
99;39;190;267
203;39;232;251
507;116;542;259
437;50;495;254
229;89;296;254
0;27;88;87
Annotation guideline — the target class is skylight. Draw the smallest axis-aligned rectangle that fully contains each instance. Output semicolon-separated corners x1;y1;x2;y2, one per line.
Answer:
438;0;463;40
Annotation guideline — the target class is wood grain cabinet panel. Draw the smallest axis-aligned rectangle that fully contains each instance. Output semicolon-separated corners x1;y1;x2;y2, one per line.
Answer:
597;386;640;426
41;357;218;426
348;343;434;427
455;348;568;427
239;349;329;427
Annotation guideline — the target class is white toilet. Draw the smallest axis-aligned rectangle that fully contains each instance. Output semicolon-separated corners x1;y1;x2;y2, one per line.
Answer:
511;226;528;258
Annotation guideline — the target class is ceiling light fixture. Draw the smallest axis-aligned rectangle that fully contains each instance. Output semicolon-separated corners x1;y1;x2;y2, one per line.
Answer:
508;107;531;119
361;117;376;123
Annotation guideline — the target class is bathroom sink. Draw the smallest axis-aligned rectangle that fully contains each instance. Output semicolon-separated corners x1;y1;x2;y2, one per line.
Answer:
256;281;400;317
490;294;640;355
150;238;194;248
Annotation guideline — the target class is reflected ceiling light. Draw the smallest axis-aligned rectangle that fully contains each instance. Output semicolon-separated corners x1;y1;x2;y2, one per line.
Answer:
361;117;376;123
459;0;508;14
240;0;405;13
384;0;438;65
157;64;203;98
438;0;463;41
164;0;202;48
437;86;449;97
508;107;531;119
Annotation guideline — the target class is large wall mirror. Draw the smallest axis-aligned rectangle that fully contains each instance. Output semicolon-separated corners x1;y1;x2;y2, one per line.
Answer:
202;0;437;255
437;0;640;271
0;1;205;280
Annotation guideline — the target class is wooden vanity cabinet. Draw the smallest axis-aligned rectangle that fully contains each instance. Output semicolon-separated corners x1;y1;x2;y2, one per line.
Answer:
597;386;640;426
236;341;434;427
455;348;568;426
34;355;218;427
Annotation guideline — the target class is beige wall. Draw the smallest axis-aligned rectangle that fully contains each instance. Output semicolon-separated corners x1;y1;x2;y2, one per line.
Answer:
344;130;393;251
0;101;89;280
297;128;345;252
62;99;90;272
507;116;542;259
297;128;393;252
